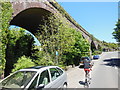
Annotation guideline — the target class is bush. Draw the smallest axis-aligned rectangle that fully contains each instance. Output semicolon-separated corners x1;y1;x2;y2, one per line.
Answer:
12;56;35;72
92;50;102;55
58;65;67;71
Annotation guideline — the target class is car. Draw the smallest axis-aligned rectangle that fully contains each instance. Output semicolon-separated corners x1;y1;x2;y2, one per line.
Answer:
0;66;67;89
93;55;100;59
79;57;93;67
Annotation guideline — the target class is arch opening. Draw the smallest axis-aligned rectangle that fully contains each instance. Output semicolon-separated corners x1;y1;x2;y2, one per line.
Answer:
5;7;52;76
10;8;52;34
91;41;97;53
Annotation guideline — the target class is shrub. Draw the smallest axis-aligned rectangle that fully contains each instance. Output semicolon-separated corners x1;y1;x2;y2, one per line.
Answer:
12;55;35;72
92;50;102;55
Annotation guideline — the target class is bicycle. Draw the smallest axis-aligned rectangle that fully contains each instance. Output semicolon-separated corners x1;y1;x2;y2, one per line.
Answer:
84;70;91;88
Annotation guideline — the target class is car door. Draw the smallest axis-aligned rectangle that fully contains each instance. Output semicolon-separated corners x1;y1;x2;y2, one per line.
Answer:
56;67;67;87
48;67;63;88
27;74;39;90
28;69;51;89
37;69;52;88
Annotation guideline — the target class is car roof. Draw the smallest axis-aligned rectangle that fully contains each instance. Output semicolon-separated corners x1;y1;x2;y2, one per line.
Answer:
19;66;59;72
26;66;46;69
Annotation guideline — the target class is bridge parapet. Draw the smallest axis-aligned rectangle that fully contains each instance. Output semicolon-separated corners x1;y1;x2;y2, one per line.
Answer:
11;0;56;17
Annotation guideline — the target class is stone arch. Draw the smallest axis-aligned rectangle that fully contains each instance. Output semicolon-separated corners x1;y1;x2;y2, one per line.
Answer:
10;7;52;34
5;7;53;77
91;41;97;53
97;44;102;50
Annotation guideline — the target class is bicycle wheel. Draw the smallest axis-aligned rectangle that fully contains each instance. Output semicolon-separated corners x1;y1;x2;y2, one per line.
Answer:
84;73;90;88
84;80;89;88
84;77;89;88
87;73;91;84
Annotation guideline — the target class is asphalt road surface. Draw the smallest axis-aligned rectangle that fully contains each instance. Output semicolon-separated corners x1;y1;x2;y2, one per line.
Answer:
90;51;119;88
66;51;120;88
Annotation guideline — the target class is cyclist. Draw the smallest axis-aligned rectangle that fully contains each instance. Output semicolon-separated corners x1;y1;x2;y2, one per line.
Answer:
83;58;92;87
83;58;92;77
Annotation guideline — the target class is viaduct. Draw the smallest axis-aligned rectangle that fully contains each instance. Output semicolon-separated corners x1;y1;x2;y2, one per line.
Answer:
2;0;104;77
10;0;101;51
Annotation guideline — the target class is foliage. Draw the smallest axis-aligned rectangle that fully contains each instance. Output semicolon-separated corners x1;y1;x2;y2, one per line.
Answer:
0;1;13;74
102;41;119;51
4;27;35;76
113;19;120;42
0;1;91;76
32;47;54;66
12;56;35;72
63;29;90;65
34;14;90;66
49;0;90;37
92;50;102;55
108;43;118;50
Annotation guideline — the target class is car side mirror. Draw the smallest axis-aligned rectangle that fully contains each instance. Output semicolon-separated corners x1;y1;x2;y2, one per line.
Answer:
36;84;45;89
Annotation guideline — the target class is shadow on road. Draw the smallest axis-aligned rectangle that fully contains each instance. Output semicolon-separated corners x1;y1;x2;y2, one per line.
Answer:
79;65;84;68
102;58;120;68
79;81;85;85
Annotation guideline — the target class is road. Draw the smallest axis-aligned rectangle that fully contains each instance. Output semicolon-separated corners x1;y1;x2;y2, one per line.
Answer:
90;51;119;88
66;51;120;88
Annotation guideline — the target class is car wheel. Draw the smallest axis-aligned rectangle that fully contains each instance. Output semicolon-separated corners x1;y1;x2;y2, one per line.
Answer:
63;83;67;88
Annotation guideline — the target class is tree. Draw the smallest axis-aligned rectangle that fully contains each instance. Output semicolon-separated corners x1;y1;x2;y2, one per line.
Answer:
4;27;35;77
12;56;35;72
113;19;120;43
63;29;90;66
0;2;13;76
102;41;119;51
34;14;90;66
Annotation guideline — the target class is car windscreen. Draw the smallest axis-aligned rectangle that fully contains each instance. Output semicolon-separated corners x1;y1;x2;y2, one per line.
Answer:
0;71;36;88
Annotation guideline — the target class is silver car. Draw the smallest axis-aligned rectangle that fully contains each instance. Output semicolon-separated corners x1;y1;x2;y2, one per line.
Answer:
0;66;67;89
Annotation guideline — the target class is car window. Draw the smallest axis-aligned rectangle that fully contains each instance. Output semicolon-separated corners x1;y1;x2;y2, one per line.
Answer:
38;70;50;86
1;71;36;88
28;75;39;89
50;68;60;81
56;68;63;75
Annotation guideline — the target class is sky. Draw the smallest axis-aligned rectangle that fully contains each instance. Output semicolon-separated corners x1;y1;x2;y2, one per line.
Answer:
57;2;118;43
56;0;119;2
10;1;118;43
9;25;41;46
118;2;120;19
